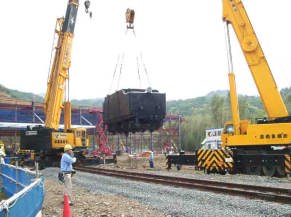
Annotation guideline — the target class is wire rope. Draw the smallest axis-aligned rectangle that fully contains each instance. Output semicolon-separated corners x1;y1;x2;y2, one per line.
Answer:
109;17;151;92
47;29;57;82
108;54;121;93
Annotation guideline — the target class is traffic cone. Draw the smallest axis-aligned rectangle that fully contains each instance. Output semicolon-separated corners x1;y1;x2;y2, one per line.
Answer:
63;194;71;217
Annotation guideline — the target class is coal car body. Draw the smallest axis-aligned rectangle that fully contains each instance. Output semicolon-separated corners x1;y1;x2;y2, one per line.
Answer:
103;88;166;133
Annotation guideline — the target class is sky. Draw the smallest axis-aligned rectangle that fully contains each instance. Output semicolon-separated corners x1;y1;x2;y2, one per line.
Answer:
1;0;291;101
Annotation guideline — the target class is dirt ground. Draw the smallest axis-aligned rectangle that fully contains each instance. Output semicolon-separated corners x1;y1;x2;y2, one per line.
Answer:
43;178;165;217
42;154;168;217
113;153;168;170
42;153;198;217
107;153;196;174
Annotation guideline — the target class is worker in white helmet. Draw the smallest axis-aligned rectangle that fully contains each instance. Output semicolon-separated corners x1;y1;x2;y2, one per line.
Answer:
0;150;6;164
149;150;154;168
60;144;76;206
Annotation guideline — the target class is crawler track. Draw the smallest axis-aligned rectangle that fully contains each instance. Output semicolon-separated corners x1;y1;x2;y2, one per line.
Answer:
75;166;291;204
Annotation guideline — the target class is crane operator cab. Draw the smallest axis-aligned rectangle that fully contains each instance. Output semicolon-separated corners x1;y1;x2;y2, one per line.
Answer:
223;123;234;135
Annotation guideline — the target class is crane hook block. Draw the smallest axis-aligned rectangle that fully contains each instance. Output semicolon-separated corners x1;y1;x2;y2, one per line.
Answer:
126;8;135;24
84;0;90;13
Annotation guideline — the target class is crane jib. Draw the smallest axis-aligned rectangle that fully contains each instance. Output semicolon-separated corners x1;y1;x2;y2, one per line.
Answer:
62;0;79;33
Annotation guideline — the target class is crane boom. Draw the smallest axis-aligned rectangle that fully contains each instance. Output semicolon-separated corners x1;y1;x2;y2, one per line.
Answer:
44;0;79;130
222;0;288;119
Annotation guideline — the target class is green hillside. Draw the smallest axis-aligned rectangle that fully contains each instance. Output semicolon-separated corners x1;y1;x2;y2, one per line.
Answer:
70;98;104;107
176;88;291;151
0;84;43;103
0;84;104;107
2;84;291;151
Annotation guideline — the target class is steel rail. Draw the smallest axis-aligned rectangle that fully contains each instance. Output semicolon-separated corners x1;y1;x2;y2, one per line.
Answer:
75;166;291;204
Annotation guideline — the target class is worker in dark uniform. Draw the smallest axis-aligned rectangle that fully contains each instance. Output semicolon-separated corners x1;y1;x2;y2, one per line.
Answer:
60;144;76;206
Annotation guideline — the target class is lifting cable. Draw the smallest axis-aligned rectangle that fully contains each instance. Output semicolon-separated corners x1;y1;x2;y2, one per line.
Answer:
136;56;142;88
66;69;70;102
116;53;125;90
47;27;57;82
139;52;151;87
108;54;121;93
109;8;152;93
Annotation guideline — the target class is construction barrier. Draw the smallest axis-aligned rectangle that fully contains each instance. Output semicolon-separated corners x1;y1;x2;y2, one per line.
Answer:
0;163;44;217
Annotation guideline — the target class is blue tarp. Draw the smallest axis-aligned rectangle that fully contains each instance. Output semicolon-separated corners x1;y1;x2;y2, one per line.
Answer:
0;164;44;217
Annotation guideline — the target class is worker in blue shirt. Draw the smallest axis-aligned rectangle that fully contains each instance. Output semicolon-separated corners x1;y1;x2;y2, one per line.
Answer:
60;144;76;206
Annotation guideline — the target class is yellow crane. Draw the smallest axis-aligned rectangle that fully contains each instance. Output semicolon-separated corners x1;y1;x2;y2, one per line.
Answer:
221;0;291;176
20;0;91;166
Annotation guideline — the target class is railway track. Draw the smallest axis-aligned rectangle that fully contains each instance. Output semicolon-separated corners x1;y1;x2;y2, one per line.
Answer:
75;166;291;204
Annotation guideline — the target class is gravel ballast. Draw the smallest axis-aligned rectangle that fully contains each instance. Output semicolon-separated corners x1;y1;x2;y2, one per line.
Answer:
42;167;291;217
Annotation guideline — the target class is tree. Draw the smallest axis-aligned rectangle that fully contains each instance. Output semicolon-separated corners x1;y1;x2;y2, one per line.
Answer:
210;95;225;128
181;114;211;151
